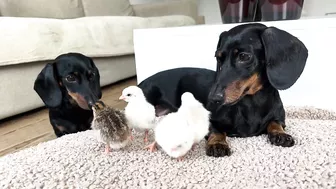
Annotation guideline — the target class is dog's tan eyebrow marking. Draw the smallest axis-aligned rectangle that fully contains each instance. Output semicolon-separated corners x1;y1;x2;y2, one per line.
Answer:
216;51;222;57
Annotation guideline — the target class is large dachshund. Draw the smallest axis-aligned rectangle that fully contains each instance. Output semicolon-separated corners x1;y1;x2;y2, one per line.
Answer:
138;23;308;157
34;53;102;137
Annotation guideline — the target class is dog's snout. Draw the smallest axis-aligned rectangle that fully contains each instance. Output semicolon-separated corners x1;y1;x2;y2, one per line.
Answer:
85;95;99;109
88;100;95;107
211;93;224;103
207;84;225;111
209;84;224;103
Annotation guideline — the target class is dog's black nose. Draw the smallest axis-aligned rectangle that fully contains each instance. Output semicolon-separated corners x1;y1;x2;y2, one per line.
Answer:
210;93;224;104
206;93;224;110
87;100;96;108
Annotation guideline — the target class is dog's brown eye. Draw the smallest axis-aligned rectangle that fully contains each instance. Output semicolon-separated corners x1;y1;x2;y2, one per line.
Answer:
65;74;76;82
88;72;95;80
238;53;252;62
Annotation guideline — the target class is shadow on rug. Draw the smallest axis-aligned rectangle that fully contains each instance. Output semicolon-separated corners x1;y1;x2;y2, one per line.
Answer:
0;106;335;188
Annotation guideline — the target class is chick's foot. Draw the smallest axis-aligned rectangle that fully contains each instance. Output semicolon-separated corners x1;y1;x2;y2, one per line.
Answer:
105;144;112;154
144;130;149;143
144;141;157;152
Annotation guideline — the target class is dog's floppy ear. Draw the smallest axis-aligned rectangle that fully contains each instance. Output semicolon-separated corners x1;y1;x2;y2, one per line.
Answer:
215;32;228;76
88;57;102;99
215;32;226;54
261;27;308;90
33;63;62;108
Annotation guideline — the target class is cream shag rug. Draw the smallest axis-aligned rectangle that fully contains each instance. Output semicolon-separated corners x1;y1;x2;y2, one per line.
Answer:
1;106;336;189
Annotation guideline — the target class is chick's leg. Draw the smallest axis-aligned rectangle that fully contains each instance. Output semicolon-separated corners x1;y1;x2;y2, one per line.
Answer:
129;128;134;141
177;156;185;161
105;144;111;154
144;130;149;143
144;141;157;152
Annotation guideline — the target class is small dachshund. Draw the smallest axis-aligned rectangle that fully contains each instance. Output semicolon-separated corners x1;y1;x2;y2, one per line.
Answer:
34;52;102;137
138;23;308;157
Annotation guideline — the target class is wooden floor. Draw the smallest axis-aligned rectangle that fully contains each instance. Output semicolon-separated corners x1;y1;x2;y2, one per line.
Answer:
0;77;137;157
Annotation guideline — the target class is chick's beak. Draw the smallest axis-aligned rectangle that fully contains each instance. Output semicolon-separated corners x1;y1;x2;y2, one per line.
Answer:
119;95;125;100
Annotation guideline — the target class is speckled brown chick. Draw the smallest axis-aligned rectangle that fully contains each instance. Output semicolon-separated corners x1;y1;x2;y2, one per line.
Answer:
91;101;131;153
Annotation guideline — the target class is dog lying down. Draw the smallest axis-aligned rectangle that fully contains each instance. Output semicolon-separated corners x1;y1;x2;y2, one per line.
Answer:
138;23;308;157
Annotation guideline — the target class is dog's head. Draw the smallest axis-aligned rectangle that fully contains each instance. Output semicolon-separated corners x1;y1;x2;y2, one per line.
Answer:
34;53;102;110
207;23;308;109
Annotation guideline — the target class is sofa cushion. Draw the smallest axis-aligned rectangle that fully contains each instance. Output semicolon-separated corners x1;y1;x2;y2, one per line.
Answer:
0;0;85;18
0;0;134;18
0;15;195;66
82;0;134;16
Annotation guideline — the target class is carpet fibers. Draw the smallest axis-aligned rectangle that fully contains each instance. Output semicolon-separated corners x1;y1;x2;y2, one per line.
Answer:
1;106;336;189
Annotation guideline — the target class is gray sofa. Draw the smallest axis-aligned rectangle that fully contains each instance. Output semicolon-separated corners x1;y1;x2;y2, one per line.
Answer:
0;0;204;120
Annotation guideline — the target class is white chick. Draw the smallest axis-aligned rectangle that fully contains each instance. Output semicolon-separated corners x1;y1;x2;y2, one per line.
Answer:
145;113;194;161
119;86;156;143
178;92;211;149
145;92;211;161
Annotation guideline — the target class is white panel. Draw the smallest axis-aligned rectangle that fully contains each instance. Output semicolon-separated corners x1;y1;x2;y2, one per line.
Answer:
134;17;336;111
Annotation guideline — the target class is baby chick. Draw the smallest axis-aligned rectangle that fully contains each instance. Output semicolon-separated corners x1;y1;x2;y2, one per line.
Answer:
119;86;156;143
145;92;211;161
91;101;131;154
147;113;194;161
178;92;211;149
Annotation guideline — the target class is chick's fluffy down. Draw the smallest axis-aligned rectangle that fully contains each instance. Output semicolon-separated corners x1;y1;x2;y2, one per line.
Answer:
92;108;130;149
179;92;211;144
122;86;156;130
155;113;194;158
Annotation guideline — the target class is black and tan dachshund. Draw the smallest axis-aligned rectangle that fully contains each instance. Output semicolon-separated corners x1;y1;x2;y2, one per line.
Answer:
138;23;308;157
34;53;102;137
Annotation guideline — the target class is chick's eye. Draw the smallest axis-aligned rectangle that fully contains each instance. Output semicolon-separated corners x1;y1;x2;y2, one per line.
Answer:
65;74;76;82
126;94;131;97
238;52;252;62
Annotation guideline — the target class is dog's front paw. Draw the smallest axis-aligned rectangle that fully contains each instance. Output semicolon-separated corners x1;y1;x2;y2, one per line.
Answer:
206;143;231;157
268;132;295;147
206;133;231;157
